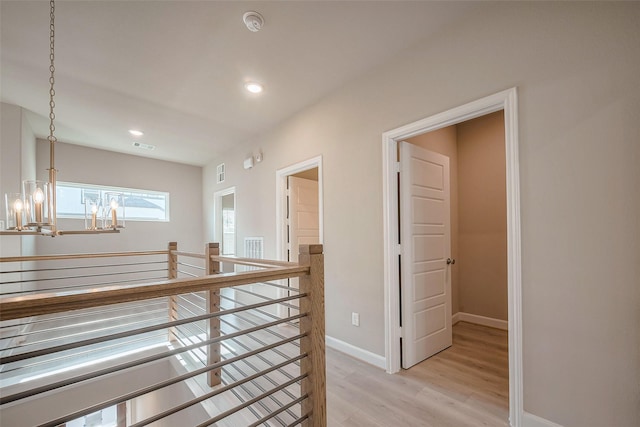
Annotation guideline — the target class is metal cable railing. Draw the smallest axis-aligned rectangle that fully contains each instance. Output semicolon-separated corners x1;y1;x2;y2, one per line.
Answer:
169;247;307;426
0;242;326;427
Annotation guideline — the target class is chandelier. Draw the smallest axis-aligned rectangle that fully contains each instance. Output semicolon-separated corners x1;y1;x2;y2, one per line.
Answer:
1;0;123;237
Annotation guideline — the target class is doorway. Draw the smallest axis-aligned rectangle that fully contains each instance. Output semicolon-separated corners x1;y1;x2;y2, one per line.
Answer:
275;156;323;318
401;110;508;368
213;187;236;273
382;88;523;425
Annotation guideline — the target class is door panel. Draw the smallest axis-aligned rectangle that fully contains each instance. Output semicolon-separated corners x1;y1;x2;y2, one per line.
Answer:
414;235;446;262
414;270;446;301
400;141;452;369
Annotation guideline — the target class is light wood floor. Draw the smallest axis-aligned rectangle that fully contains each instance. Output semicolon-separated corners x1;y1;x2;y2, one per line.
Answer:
326;322;509;427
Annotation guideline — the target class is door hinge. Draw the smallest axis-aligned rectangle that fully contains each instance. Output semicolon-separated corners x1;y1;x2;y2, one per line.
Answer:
398;326;403;338
397;244;402;255
395;162;400;173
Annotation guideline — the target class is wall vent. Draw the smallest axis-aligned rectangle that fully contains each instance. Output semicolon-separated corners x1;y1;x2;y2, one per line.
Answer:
216;163;225;184
244;237;264;260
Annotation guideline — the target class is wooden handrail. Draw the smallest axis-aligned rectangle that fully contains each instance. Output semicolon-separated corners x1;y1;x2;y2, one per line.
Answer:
0;265;309;321
0;250;168;263
208;255;299;268
170;250;206;259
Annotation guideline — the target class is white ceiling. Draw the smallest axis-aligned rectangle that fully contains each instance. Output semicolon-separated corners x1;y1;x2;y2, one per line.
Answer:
1;1;477;166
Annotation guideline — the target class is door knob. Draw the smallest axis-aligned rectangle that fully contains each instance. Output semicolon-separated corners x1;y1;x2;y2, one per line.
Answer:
447;258;455;265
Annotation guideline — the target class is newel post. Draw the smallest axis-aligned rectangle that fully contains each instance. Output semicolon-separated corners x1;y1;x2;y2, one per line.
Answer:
206;242;221;387
298;244;326;426
168;242;178;344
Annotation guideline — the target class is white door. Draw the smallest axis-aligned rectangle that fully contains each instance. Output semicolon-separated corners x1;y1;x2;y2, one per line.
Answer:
400;141;452;369
287;176;320;314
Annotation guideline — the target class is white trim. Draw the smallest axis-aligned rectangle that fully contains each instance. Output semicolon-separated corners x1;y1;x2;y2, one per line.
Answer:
275;156;323;318
453;312;508;331
326;335;386;370
523;412;564;427
382;88;523;426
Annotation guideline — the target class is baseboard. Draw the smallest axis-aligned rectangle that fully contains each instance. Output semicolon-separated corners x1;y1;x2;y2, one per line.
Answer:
522;412;564;427
452;312;461;325
325;335;386;370
453;311;508;331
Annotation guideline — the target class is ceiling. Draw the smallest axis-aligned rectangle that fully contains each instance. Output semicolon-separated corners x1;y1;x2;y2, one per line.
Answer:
1;1;477;166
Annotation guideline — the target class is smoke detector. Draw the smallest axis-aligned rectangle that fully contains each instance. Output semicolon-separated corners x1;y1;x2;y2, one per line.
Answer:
243;11;264;32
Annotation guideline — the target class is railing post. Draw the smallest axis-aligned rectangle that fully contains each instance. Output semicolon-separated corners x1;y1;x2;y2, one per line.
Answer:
206;242;221;387
298;244;326;427
168;242;178;344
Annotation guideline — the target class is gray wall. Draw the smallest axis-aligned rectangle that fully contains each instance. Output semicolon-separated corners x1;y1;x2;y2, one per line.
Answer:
34;140;204;255
203;3;640;426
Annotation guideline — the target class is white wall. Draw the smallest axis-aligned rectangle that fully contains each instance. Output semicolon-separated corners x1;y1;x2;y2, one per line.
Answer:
0;102;36;257
33;140;204;255
0;103;22;254
203;3;640;426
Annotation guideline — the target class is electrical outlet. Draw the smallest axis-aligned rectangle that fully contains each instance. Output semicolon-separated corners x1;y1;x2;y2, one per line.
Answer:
351;312;360;327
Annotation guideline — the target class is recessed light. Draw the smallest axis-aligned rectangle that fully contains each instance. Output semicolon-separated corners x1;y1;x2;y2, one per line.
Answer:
128;129;144;137
244;82;264;94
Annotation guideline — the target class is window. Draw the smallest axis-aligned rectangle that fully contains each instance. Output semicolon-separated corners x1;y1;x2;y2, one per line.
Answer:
56;182;169;222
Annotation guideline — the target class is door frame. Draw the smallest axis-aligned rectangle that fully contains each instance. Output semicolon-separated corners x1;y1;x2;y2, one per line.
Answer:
275;156;324;317
382;88;523;426
275;155;324;262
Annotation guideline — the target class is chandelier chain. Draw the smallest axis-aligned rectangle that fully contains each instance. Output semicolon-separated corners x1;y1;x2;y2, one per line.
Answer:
48;0;56;144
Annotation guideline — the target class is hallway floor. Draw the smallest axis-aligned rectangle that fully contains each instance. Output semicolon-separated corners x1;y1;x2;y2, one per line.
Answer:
326;322;509;426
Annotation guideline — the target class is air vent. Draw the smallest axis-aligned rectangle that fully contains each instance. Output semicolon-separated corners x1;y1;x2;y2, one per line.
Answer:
244;237;264;272
245;237;263;259
216;163;225;184
132;141;155;150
